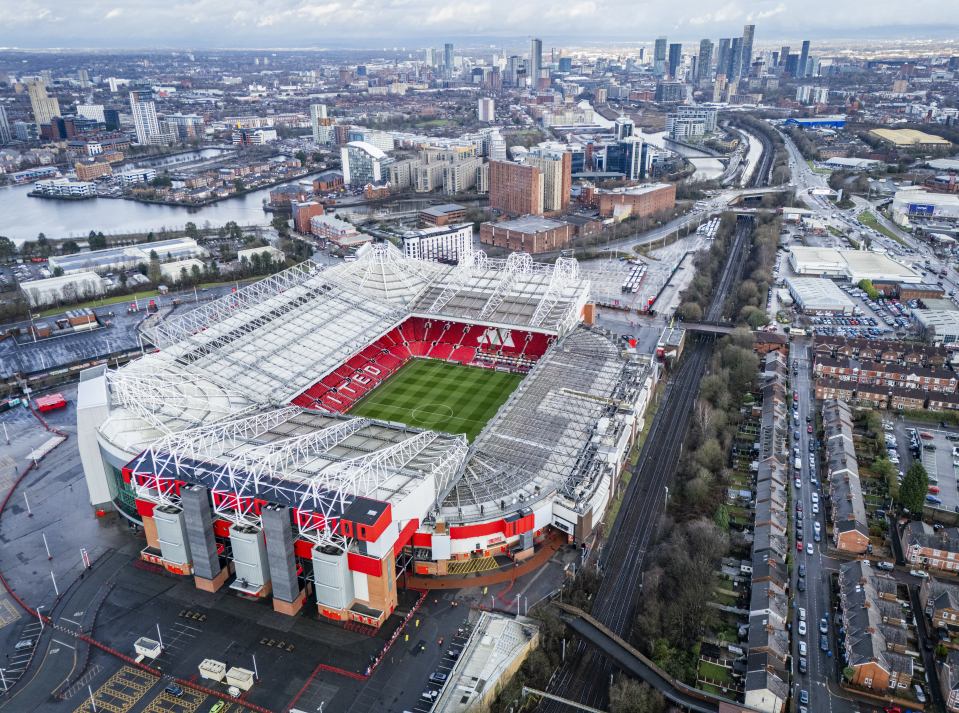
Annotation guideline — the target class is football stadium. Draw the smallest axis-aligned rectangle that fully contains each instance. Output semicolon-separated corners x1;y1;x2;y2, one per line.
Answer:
76;242;655;628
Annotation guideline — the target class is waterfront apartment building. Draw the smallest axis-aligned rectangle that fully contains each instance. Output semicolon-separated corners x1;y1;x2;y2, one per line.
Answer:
402;223;473;263
27;79;61;126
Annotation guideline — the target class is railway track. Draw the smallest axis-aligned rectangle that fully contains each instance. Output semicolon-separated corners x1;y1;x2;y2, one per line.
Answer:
536;138;771;712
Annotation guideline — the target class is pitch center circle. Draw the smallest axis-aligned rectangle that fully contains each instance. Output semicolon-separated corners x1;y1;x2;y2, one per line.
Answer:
411;404;455;423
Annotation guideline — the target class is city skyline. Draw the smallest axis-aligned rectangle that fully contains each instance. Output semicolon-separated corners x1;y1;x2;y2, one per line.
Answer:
1;0;957;48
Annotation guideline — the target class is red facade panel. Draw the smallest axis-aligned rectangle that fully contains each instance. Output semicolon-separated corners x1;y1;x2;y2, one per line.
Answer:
449;519;506;539
135;499;156;517
393;518;419;556
347;552;383;577
412;532;433;548
294;539;314;560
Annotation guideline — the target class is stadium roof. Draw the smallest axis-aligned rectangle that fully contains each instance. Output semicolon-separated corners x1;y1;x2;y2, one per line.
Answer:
106;243;627;539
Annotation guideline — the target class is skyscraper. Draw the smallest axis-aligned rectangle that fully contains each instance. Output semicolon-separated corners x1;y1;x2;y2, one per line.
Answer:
529;38;542;88
798;40;811;78
444;43;454;78
716;39;731;80
26;79;61;126
740;24;755;77
668;43;682;80
129;89;160;145
477;97;495;122
311;104;333;145
728;37;743;79
779;46;791;69
697;39;714;82
0;106;10;145
653;37;668;77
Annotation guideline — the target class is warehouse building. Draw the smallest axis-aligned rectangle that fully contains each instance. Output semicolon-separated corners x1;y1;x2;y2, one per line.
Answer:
20;272;106;307
785;277;855;314
49;237;207;276
913;309;959;346
869;128;951;150
891;188;959;227
788;247;922;283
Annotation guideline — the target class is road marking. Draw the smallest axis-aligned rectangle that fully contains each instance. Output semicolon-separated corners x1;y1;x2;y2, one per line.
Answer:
53;638;76;649
60;617;81;627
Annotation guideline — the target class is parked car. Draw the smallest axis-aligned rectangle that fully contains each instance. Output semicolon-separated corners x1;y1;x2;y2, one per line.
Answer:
877;561;894;571
806;542;813;555
429;672;448;684
164;684;184;698
820;634;829;651
798;620;807;636
911;569;930;578
798;657;807;674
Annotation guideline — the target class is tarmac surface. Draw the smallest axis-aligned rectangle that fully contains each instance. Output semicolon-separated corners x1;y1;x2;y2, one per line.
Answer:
0;395;576;712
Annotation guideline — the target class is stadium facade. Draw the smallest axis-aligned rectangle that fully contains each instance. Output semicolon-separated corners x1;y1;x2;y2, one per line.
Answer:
77;243;654;628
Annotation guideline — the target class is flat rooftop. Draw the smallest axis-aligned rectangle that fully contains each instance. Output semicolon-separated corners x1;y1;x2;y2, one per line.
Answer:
488;216;568;234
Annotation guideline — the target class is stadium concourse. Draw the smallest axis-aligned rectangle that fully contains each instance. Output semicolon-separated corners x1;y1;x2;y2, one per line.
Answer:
75;242;656;630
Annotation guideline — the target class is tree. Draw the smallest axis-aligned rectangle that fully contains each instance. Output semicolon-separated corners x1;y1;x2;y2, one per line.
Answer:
184;222;200;239
147;251;163;285
61;240;80;255
53;266;64;277
0;236;17;261
609;677;665;713
900;461;930;516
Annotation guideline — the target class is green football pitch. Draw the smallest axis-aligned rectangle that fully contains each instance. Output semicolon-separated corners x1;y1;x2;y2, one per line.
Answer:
348;359;524;441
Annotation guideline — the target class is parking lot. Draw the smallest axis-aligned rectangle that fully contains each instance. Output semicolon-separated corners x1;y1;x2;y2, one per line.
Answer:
404;621;473;713
895;421;959;514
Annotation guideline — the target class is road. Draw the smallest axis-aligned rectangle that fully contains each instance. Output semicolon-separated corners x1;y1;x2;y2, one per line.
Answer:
789;337;858;713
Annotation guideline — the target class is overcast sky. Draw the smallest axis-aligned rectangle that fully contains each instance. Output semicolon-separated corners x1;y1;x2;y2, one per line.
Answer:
0;0;956;48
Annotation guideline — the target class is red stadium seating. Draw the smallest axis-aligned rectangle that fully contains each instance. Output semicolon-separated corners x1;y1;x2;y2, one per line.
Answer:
293;317;555;412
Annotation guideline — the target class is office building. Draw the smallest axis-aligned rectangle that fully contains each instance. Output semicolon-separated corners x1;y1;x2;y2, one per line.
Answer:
311;104;333;145
653;37;668;77
489;160;543;216
716;39;731;82
558;57;572;73
697;39;714;82
614;115;634;141
784;54;800;77
479;216;573;254
526;146;571;214
605;136;650;181
798;40;811;78
402;223;473;263
477;97;495;122
27;79;61;126
76;104;106;123
129;89;163;145
668;43;683;79
341;141;391;186
728;37;743;79
529;38;542;88
0;106;10;145
291;201;325;234
588;183;676;219
740;24;755;77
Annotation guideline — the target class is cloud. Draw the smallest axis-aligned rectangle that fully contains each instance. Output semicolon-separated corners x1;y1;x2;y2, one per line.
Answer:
0;0;956;46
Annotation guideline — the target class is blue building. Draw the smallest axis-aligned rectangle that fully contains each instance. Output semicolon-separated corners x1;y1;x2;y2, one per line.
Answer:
784;116;846;129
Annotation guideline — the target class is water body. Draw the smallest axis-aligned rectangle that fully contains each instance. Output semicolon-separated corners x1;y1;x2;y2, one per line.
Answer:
0;148;282;246
645;131;724;182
